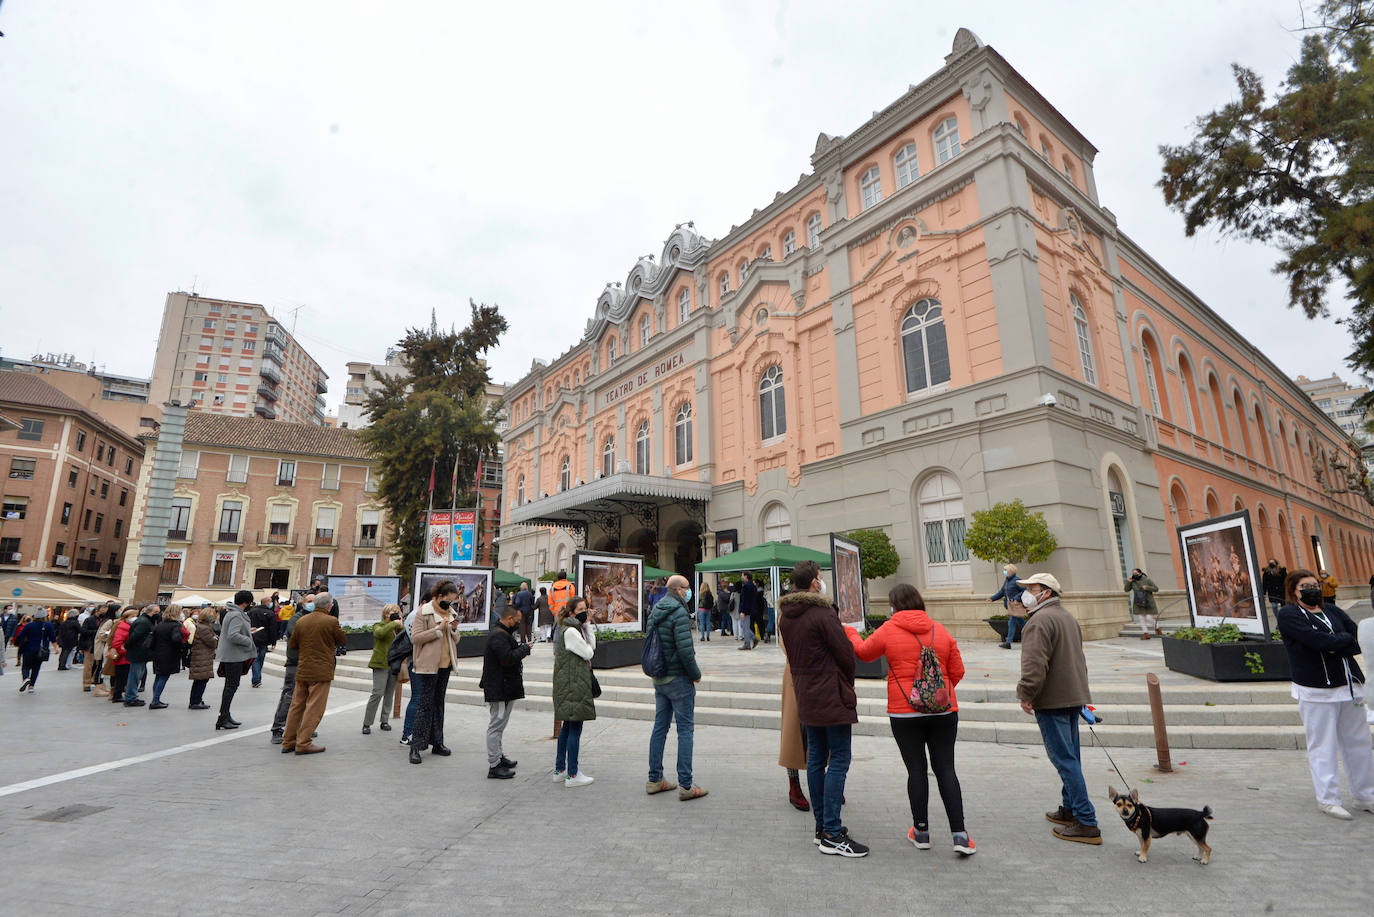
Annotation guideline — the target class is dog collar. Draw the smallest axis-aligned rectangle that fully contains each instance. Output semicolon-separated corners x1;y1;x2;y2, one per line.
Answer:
1124;806;1144;831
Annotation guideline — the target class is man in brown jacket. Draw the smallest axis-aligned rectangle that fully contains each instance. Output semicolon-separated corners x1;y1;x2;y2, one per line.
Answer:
281;590;346;755
1015;573;1100;844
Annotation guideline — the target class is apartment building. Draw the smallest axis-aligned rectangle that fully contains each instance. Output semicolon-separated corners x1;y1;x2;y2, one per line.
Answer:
0;352;157;440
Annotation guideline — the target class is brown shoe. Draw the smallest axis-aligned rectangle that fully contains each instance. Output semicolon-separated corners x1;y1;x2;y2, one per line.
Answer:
1053;821;1103;845
294;743;326;755
1140;633;1150;640
1045;806;1075;826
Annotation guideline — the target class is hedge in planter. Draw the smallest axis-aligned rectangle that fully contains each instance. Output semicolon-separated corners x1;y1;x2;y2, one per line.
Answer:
1161;623;1289;682
591;629;646;670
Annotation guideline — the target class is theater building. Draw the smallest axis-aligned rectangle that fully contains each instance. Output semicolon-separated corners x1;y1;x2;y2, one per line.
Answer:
497;29;1374;638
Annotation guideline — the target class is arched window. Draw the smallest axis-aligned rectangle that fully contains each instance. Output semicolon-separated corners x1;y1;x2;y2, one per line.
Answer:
1205;490;1221;518
674;402;693;466
1141;341;1161;416
555;544;569;575
1178;354;1201;434
559;456;570;492
1070;294;1097;385
894;143;920;188
759;365;787;441
1013;113;1028;136
1039;135;1053;159
806;213;822;249
516;475;525;505
759;245;772;262
639;314;651;348
601;436;615;478
1232;389;1253;457
859;165;883;209
918;472;969;586
1168;480;1191;526
1208;375;1231;448
573;370;580;386
1107;468;1135;579
901;298;951;395
1062;156;1075;182
719;272;731;296
635;421;650;475
782;230;797;256
1257;505;1274;562
762;502;791;543
607;337;617;364
677;288;690;324
933;117;961;164
1253;403;1274;467
1278;512;1294;567
738;259;749;283
1140;333;1168;419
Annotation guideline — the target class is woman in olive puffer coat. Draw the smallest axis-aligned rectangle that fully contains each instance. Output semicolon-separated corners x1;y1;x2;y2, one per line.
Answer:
552;597;596;787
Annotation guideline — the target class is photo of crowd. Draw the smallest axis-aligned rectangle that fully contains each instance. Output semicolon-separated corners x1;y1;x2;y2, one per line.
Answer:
576;552;643;631
1177;512;1265;635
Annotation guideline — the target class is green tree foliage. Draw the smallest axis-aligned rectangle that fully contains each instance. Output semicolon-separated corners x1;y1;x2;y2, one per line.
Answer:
964;499;1058;566
360;302;508;582
843;528;900;580
1158;2;1374;377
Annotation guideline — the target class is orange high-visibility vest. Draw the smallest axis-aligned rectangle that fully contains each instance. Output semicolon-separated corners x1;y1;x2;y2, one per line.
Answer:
550;579;574;614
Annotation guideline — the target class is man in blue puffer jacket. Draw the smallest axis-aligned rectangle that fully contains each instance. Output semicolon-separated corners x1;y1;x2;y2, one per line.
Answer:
644;575;708;801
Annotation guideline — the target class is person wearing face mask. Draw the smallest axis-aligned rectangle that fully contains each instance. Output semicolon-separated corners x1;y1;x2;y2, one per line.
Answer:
480;603;532;779
362;604;404;735
1014;573;1100;846
645;575;708;800
552;596;597;787
214;591;257;730
408;582;461;765
987;563;1023;649
270;594;314;744
1276;569;1374;819
280;589;346;755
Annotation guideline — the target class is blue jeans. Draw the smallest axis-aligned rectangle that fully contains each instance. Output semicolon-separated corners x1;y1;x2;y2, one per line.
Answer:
252;645;269;684
152;674;170;703
1035;709;1096;826
1005;615;1023;644
805;724;853;836
648;676;696;787
124;660;146;702
556;720;584;776
739;612;754;648
698;612;710;640
403;659;419;737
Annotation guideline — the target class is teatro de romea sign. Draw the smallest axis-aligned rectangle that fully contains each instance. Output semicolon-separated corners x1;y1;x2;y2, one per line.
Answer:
599;351;688;409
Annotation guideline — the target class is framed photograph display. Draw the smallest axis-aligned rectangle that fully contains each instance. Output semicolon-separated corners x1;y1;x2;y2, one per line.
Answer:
326;575;402;627
830;533;865;630
1176;510;1268;637
575;550;644;632
410;565;493;632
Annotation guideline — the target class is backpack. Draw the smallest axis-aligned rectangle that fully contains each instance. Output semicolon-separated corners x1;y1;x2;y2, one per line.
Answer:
641;619;667;678
897;627;952;714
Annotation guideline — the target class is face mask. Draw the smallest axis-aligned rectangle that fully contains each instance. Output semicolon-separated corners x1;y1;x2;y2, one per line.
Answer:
1298;586;1322;607
304;602;315;612
438;600;452;611
1020;590;1039;611
575;610;589;624
683;589;693;605
817;579;827;596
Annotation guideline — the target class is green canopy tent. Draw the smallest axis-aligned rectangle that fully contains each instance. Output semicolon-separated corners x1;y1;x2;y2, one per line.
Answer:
693;541;833;611
642;564;674;581
492;568;533;591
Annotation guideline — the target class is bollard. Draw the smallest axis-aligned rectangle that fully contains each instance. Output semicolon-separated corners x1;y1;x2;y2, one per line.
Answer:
1146;673;1172;773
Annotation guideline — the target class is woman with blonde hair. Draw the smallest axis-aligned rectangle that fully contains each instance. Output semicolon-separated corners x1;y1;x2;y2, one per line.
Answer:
148;604;186;710
92;607;118;698
363;603;404;735
186;607;219;711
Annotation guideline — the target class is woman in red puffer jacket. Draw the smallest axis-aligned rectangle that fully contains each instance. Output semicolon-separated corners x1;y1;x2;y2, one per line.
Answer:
847;583;973;857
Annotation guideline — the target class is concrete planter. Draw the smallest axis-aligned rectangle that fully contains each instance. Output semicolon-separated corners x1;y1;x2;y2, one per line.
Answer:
984;618;1023;643
854;656;889;680
592;636;646;670
456;633;487;658
1161;636;1290;682
343;632;374;652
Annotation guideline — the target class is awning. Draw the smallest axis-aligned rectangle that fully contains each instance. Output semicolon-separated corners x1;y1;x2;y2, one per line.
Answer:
170;589;239;606
507;472;711;531
492;568;532;590
0;576;119;607
695;541;833;573
643;565;674;580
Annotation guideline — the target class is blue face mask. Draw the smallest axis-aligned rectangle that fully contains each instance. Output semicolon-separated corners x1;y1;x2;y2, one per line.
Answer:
304;602;315;612
684;589;693;605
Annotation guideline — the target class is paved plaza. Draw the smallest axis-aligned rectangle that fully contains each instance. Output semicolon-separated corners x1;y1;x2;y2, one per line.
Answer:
2;644;1372;916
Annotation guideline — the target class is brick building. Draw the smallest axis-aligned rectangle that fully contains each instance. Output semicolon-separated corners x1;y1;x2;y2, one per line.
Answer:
0;371;146;590
123;411;389;604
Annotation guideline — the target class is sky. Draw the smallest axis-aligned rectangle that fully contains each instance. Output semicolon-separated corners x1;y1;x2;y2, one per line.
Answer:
0;1;1358;407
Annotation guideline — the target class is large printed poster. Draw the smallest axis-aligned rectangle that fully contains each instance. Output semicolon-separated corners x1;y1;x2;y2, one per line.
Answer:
1176;510;1268;637
327;575;402;627
410;565;492;632
426;512;451;566
575;551;644;632
830;533;865;630
450;510;476;565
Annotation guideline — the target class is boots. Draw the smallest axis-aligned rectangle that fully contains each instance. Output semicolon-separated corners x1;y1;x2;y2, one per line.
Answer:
93;685;110;697
788;774;811;812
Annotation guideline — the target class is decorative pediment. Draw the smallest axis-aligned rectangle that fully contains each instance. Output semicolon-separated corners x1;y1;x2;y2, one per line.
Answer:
585;224;713;343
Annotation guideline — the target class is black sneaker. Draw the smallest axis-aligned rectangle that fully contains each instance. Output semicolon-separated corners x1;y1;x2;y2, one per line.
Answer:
499;755;518;769
819;831;869;858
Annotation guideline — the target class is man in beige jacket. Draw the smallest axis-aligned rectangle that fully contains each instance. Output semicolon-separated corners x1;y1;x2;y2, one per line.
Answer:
1015;573;1100;845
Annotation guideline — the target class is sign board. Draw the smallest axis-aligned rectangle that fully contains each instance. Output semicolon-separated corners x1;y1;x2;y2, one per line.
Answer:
829;532;865;630
1176;510;1268;637
1109;491;1126;517
426;512;452;566
410;565;492;631
450;510;476;565
716;529;738;556
574;550;644;632
598;351;688;409
327;575;402;627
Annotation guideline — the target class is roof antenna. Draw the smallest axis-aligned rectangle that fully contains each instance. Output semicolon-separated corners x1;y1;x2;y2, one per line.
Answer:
191;274;198;295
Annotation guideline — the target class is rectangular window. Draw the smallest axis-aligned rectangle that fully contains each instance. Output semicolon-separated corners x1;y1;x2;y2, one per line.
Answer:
94;513;104;534
18;418;44;441
315;506;336;544
109;551;119;571
364;468;377;492
89;475;97;495
227;453;249;483
114;518;123;538
310;556;331;579
254;567;289;589
218;500;243;541
75;431;87;451
106;446;115;467
0;536;21;560
67;467;78;487
54;541;66;563
277;460;296;486
178;450;199;479
61;502;72;524
201;336;214;348
355;556;374;576
161;554;182;584
96;444;105;461
203;318;216;330
322;463;340;490
125;457;133;475
268;503;292;542
9;458;36;480
119;488;128;507
168;498;191;539
211;556;234;586
242;341;256;351
217;373;228;384
359;509;380;546
83;508;92;530
2;496;27;520
100;479;110;499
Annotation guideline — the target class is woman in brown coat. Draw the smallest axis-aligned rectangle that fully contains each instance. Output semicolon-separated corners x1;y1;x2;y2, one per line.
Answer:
186;607;218;711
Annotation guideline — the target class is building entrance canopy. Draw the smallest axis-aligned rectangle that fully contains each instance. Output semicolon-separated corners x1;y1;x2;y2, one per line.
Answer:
507;473;711;544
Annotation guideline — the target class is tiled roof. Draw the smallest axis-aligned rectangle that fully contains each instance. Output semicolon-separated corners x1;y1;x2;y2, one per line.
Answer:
182;411;373;461
0;370;141;449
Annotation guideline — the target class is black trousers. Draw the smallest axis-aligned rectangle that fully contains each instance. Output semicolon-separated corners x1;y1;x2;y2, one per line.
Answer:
219;664;243;718
272;663;297;735
110;663;129;702
890;713;965;833
410;667;451;750
189;679;208;706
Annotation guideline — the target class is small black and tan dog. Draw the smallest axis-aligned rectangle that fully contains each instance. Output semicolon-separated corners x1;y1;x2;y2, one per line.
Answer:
1107;786;1213;865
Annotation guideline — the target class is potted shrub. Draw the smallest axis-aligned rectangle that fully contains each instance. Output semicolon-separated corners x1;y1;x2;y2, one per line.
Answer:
964;499;1057;641
983;614;1020;644
341;625;376;652
591;628;646;669
1161;623;1290;682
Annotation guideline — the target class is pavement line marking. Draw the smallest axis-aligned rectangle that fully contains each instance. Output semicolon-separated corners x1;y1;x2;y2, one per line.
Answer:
0;698;369;799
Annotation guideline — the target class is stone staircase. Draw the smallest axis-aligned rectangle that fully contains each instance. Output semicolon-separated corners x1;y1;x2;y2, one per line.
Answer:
264;644;1319;750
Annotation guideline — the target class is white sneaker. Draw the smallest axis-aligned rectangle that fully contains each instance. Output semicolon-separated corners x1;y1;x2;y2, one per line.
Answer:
565;773;594;788
1353;799;1374;814
552;770;567;782
1318;803;1354;820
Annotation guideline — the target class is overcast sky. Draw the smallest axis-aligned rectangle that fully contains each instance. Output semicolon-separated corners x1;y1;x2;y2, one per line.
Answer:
0;1;1356;407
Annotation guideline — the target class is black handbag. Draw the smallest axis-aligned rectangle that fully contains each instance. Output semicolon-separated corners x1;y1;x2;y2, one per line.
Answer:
590;670;602;698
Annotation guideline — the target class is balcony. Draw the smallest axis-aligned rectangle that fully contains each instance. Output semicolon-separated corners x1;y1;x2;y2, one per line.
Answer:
265;324;288;348
312;529;336;547
254;404;277;420
254;530;297;548
315;378;328;395
355;534;383;549
257;383;279;402
166;528;190;541
73;558;103;573
214;530;242;544
259;363;281;385
262;345;284;367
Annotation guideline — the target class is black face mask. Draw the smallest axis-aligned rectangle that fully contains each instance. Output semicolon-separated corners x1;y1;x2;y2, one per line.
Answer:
575;611;589;624
1298;586;1323;607
501;620;518;632
438;600;452;610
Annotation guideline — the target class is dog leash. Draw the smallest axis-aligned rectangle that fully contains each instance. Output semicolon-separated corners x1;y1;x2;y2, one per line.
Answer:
1081;706;1132;794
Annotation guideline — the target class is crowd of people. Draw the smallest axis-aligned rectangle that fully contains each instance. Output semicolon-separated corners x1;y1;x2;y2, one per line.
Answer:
8;556;1374;860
